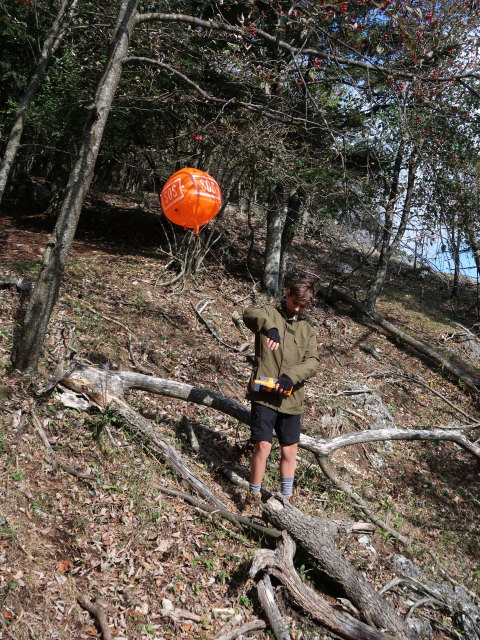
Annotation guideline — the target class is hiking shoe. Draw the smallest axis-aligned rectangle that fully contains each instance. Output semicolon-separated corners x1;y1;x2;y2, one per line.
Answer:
242;491;262;516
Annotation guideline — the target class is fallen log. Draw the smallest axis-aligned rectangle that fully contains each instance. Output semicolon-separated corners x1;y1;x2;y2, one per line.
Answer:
262;496;417;639
61;365;480;461
256;574;291;640
250;532;403;640
324;286;480;393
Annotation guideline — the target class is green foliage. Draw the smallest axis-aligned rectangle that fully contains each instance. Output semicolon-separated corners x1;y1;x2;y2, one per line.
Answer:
238;594;251;607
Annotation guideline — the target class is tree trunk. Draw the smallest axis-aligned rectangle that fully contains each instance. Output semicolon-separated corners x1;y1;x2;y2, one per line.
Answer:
279;189;302;288
0;0;80;204
364;143;416;312
11;0;139;372
449;227;461;300
263;499;417;639
263;184;285;296
465;225;480;275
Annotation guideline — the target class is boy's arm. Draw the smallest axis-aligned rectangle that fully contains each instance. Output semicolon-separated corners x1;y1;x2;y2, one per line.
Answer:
243;306;277;334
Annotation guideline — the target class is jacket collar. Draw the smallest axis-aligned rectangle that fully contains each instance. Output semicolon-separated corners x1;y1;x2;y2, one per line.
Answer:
276;299;301;322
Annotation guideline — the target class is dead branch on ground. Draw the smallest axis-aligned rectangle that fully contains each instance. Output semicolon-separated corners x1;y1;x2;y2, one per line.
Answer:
32;408;100;485
324;286;480;394
250;531;408;640
77;595;112;640
212;619;266;640
262;498;415;638
154;484;281;538
256;573;291;640
191;300;246;352
61;364;480;461
315;454;409;545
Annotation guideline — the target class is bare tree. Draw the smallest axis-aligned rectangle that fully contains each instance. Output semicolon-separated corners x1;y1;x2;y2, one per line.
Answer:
12;0;139;371
0;0;80;203
364;141;417;312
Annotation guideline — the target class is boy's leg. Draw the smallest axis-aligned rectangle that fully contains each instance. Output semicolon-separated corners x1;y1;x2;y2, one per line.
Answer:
250;440;272;487
276;413;301;497
279;442;298;478
248;403;276;492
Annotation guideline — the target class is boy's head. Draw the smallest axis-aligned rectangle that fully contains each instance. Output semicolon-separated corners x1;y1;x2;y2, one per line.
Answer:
284;278;315;316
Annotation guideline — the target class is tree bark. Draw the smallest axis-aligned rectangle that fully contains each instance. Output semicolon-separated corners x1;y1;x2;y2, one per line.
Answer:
11;0;139;372
250;531;406;640
262;498;417;638
263;184;285;296
0;0;80;204
279;189;302;288
364;144;416;312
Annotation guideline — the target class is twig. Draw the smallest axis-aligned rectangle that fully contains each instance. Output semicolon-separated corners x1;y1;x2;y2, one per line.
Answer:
127;336;156;375
423;548;479;603
315;454;410;546
406;597;443;619
401;373;478;423
343;407;370;423
32;409;99;485
324;388;374;396
190;301;245;352
326;344;342;365
212;619;266;640
154;484;280;538
67;294;137;339
77;595;112;640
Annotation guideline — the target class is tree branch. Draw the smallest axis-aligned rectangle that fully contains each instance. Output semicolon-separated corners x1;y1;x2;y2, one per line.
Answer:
134;13;480;83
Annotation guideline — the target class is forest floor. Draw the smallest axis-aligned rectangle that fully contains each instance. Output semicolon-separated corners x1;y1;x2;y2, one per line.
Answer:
0;192;479;640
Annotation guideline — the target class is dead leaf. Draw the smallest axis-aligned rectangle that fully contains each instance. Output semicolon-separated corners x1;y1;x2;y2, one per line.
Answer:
57;559;72;573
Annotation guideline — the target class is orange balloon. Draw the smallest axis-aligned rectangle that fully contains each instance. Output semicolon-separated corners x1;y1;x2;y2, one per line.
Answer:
160;168;222;234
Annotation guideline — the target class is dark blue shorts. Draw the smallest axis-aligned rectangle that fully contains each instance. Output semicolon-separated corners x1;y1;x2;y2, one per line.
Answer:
250;402;301;445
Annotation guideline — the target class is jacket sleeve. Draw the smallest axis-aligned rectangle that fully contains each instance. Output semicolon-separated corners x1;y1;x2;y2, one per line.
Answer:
285;330;319;385
243;306;277;334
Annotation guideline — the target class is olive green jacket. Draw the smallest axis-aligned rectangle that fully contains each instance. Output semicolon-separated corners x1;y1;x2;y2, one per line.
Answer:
243;303;319;415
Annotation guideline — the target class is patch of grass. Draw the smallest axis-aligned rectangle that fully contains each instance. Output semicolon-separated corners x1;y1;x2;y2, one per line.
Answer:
0;525;17;540
14;260;42;275
216;570;230;583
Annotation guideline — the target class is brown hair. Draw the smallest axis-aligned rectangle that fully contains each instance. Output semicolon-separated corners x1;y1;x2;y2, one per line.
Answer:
285;278;316;303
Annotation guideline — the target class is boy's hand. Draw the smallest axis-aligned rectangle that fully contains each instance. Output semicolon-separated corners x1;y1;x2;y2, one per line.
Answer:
265;328;280;350
276;374;293;395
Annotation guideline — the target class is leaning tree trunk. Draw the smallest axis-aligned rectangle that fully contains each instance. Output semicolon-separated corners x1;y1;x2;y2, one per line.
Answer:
364;143;416;312
279;188;302;288
263;184;285;297
465;224;480;276
11;0;139;372
450;227;461;300
0;0;80;204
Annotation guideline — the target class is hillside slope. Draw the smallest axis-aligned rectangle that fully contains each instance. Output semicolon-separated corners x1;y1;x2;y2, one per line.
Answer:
1;195;479;640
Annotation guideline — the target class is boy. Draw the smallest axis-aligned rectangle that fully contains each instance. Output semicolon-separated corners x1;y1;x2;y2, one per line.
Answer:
243;278;319;507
